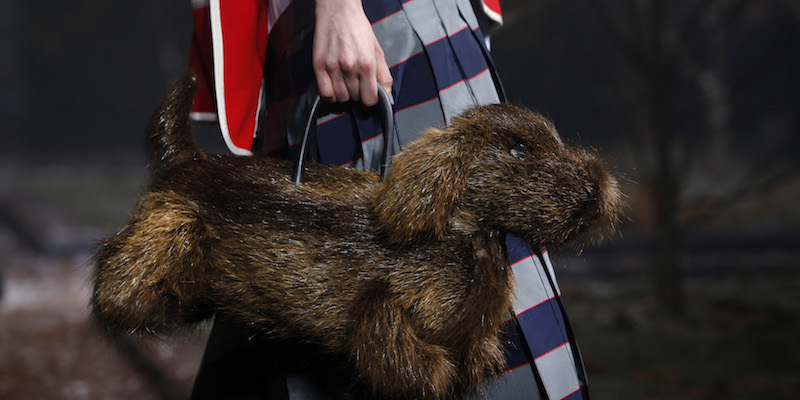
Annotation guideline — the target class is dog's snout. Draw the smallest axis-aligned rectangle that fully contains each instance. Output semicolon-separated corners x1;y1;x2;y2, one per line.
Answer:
577;155;622;239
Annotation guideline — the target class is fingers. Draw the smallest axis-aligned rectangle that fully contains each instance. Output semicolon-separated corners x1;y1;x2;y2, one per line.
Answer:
315;55;390;107
315;63;335;102
314;53;367;104
343;58;367;104
375;44;393;99
361;41;393;107
333;67;353;103
311;0;393;107
314;57;351;104
359;74;379;107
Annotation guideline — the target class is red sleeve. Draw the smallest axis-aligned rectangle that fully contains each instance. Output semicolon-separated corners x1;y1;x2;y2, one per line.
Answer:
479;0;503;26
189;3;216;122
189;0;269;155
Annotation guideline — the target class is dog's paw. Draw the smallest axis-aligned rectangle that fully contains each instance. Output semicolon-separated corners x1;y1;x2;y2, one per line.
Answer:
348;279;457;399
356;331;456;400
409;341;458;400
458;335;506;389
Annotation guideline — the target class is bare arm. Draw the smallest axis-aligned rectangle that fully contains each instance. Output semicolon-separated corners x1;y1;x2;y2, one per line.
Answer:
313;0;393;106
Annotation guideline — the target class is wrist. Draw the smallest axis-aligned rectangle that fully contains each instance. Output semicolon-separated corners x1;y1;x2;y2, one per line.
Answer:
316;0;362;13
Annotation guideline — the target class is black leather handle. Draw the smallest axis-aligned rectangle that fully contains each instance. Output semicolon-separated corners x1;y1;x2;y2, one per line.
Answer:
291;87;395;185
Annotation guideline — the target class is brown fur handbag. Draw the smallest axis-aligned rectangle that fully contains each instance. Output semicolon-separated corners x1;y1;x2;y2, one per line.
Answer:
91;73;622;399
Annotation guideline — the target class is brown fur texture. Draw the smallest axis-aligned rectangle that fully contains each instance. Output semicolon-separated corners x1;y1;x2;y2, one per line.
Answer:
92;72;622;399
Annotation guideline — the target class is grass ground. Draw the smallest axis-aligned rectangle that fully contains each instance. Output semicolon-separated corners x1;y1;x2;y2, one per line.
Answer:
0;254;206;400
565;271;800;399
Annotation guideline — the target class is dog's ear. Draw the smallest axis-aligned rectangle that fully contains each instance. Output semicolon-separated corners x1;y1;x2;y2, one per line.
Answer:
371;127;481;246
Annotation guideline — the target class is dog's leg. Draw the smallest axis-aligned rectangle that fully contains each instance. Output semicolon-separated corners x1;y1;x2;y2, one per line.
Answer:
92;191;215;335
348;279;456;400
457;330;506;389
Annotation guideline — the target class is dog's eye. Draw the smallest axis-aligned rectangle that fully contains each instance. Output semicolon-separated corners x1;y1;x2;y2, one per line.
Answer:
510;143;526;158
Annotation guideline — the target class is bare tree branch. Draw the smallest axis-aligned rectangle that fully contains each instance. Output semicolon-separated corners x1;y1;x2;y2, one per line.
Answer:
582;0;650;75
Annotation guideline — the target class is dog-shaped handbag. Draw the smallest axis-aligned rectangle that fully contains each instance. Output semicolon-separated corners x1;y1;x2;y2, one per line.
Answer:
92;72;622;399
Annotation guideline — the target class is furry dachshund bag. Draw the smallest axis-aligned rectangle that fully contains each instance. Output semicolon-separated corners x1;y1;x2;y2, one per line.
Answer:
92;73;622;399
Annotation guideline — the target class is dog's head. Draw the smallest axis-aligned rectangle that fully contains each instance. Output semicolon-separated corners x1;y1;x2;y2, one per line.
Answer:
372;104;622;249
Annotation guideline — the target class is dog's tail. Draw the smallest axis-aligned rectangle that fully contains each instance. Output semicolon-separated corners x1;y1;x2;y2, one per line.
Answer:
146;70;201;176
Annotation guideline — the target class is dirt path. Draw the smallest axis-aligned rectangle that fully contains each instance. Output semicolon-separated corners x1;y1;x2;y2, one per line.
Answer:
0;251;206;400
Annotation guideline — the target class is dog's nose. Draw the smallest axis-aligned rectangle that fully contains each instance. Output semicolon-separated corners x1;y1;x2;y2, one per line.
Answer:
583;156;622;227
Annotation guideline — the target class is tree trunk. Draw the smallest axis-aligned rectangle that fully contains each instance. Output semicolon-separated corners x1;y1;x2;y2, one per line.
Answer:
652;145;684;318
647;0;684;318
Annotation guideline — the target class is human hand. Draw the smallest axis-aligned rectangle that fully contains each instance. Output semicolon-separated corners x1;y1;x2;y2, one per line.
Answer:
313;0;393;106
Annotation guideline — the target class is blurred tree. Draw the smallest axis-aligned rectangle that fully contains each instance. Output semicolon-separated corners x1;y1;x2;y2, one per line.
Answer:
0;0;190;161
582;0;687;317
574;0;800;317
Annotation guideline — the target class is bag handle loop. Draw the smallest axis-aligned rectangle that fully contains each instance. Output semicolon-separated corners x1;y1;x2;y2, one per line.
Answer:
291;86;395;184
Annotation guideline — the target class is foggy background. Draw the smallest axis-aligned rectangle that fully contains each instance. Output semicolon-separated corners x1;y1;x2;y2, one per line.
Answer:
1;0;798;399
